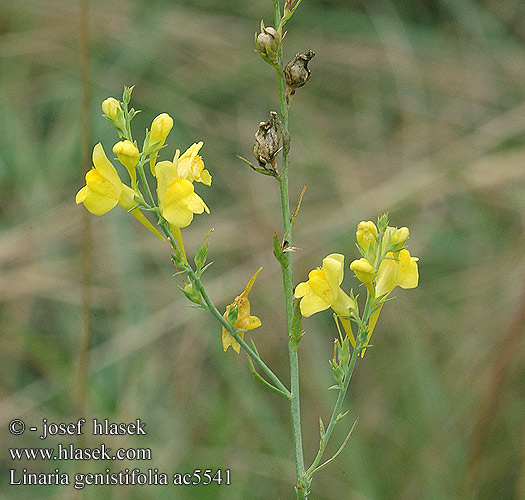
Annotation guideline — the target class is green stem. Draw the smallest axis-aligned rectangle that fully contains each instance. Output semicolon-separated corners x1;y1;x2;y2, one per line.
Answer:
272;1;306;496
307;339;362;475
136;163;156;208
273;0;281;29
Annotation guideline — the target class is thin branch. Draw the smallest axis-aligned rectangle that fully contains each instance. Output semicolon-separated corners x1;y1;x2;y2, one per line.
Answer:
247;356;291;400
310;418;359;475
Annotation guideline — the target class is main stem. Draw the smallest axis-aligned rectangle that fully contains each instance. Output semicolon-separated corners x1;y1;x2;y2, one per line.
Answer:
281;164;305;497
272;2;306;497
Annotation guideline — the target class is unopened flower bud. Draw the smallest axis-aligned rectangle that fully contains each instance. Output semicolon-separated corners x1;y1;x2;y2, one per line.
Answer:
256;25;281;57
253;111;282;171
101;97;121;120
350;258;375;284
284;50;315;103
356;221;378;252
149;113;173;146
390;227;410;247
113;140;139;186
148;113;174;175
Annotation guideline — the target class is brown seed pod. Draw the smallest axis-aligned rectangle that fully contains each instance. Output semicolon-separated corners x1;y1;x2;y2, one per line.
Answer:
253;111;282;171
284;50;315;103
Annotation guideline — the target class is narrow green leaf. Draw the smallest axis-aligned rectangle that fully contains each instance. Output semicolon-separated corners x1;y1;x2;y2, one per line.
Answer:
290;184;306;226
250;338;260;356
335;410;349;424
273;231;289;268
196;261;214;277
319;418;325;440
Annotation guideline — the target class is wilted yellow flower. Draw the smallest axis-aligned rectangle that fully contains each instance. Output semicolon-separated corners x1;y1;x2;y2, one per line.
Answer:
113;140;139;186
101;97;120;120
295;254;355;344
222;268;263;353
149;113;174;175
350;258;375;285
356;221;378;252
76;143;163;239
175;142;212;186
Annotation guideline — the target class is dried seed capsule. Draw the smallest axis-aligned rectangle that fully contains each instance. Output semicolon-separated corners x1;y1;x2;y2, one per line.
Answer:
284;50;315;103
253;111;282;171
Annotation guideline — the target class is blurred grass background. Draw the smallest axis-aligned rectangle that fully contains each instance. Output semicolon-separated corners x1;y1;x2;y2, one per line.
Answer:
0;0;524;499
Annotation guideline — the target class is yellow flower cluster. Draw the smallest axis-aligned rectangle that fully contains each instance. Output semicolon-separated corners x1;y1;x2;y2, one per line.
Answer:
352;220;418;351
351;220;418;299
294;220;419;351
76;101;211;261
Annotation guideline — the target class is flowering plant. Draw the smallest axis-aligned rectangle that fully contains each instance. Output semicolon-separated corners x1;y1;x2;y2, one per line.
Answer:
76;3;419;498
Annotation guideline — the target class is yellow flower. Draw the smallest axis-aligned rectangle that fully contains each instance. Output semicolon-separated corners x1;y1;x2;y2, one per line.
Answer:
156;160;209;228
366;249;419;352
76;143;163;239
101;97;120;120
175;142;212;186
375;249;419;297
356;221;378;252
155;160;209;262
149;113;174;175
113;140;139;186
350;258;375;285
295;254;356;344
76;143;122;215
222;268;263;353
